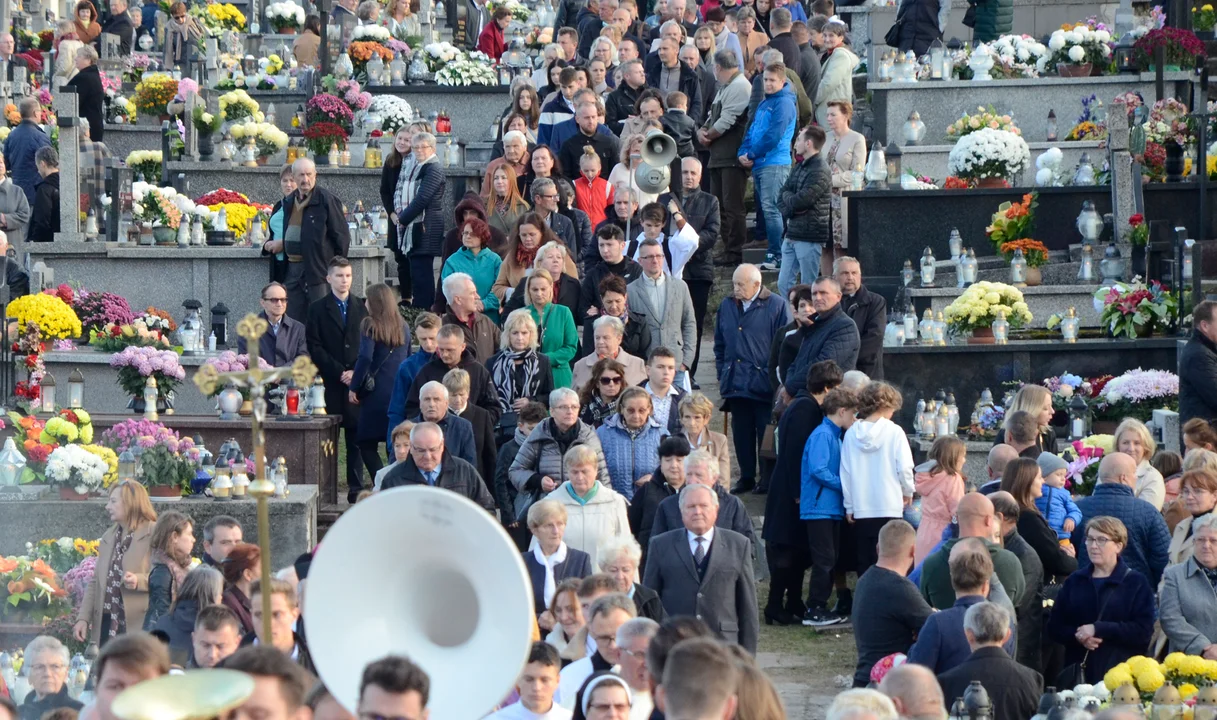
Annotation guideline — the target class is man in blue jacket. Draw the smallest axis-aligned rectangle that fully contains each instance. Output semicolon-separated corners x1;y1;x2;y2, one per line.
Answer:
4;97;50;205
783;277;860;397
1070;452;1171;585
737;62;796;272
386;312;440;456
714;263;791;494
800;386;858;626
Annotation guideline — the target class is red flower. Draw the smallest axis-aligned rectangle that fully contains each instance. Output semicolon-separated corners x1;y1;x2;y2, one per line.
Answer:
1129;213;1145;226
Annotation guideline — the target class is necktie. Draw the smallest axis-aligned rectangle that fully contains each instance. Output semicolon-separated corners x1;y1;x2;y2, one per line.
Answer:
694;536;706;564
424;470;437;486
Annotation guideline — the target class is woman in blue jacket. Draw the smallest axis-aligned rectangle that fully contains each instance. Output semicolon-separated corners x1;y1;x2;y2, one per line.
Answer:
351;284;412;483
597;387;668;501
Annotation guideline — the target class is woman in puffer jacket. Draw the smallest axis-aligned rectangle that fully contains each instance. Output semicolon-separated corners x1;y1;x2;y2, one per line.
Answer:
597;387;670;502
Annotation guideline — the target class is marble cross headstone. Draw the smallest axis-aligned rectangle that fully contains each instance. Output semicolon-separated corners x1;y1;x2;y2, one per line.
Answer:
1107;99;1135;239
184;91;200;161
52;86;85;242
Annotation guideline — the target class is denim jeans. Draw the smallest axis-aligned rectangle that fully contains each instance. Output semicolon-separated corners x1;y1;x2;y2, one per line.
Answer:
753;165;790;257
778;240;824;297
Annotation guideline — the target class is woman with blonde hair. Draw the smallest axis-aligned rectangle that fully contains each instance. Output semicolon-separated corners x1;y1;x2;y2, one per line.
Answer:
488;309;555;422
484;165;531;237
524;268;579;389
608;134;663;206
74;480;157;644
913;435;966;564
1114;417;1165;510
726;645;787;720
386;0;421;38
350;283;412;481
523;499;594;619
679;393;730;484
53;20;83;87
142;511;196;630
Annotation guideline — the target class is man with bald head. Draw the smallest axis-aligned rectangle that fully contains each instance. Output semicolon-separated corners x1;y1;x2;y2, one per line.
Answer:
715;263;791;493
979;444;1019;493
919;493;1026;610
280;158;351;321
1071;451;1170;584
879;664;946;720
852;520;933;687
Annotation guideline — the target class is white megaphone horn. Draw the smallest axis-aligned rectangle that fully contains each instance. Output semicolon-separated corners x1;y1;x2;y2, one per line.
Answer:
304;486;535;719
634;130;677;195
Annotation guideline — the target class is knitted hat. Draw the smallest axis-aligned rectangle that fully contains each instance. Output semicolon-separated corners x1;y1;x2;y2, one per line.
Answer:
1037;451;1069;477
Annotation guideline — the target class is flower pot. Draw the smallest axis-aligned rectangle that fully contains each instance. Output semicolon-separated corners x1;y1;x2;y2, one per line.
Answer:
255;156;268;166
1057;63;1093;78
147;485;181;499
1134;321;1153;338
1166;141;1186;182
968;327;996;344
158;114;172;123
129;395;169;414
976;177;1007;189
198;133;215;161
59;488;90;500
1131;244;1147;278
153;227;177;245
1092;420;1119;435
139;227;154;245
280;26;297;34
1197;30;1216;41
1025;267;1042;286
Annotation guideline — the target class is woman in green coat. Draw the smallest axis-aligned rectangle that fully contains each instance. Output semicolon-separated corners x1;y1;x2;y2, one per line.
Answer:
525;267;579;388
441;217;504;323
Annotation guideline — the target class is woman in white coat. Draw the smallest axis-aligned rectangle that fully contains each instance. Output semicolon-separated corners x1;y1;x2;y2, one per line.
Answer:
814;19;859;126
545;444;630;568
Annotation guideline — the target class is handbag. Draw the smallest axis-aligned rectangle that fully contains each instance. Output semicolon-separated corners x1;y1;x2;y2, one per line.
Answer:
884;9;905;47
355;347;392;399
1054;584;1114;688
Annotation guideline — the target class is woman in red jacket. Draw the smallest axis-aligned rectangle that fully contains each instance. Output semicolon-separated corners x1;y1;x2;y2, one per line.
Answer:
477;6;512;60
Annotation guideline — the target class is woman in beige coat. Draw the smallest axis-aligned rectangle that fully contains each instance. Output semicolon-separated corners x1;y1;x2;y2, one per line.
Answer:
74;480;157;646
821;100;867;275
678;393;730;486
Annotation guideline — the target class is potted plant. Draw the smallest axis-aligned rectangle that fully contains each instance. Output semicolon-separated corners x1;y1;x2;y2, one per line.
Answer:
1094;368;1179;421
131;184;182;244
946;127;1031;188
266;1;305;32
305;94;355;133
218;89;261;125
45;444;109;500
109;346;186;411
1060;434;1115;497
125;150;163;183
132;73;179;121
231;122;290;164
1044;24;1113;76
1094;279;1179;338
1195;3;1217;40
986;193;1037;251
943;281;1033;342
138;444;196;498
73;290;136;341
0;556;70;623
1134;27;1206;71
303;122;350;164
192;104;222;161
999;239;1049;285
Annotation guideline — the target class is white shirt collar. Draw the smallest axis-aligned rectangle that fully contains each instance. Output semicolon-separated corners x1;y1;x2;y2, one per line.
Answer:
644;382;679;398
687;527;715;554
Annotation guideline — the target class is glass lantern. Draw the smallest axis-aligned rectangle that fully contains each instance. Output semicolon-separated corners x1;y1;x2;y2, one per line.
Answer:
935;403;951;437
1078;244;1096;282
118;449;136;482
903;308;917;341
0;438;26;491
38;372;55;413
902;111;926;146
231;452;249;498
1073;152;1096;185
212;456;233;500
1068;393;1091;440
1185;238;1196;284
1193;686;1217;720
920;247;936;286
1010;248;1027;285
901;259;915;287
932;311;947;346
948;227;963;259
1110;685;1145;718
1061;307;1079;343
960;249;978;286
992;309;1009;344
864;142;888;189
1046;109;1057;142
885;142;902;184
946;393;959;434
919;309;934;343
390;52;407;85
132;445;145;479
335;52;354;80
1076;200;1103;245
68;368;84;409
979;387;995;409
929;39;944;79
920;400;937;440
1100;242;1124;283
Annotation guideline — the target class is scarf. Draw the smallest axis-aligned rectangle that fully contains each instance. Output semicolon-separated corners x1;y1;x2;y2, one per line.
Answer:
103;527;133;637
582;395;617;427
393;153;439;253
491;349;542;412
531;541;568;608
1203;565;1217;589
551;419;580;454
516;242;539;269
151;549;190;598
566;481;599;505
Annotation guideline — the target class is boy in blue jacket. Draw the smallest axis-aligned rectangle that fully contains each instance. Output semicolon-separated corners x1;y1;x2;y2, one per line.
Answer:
385;312;441;455
1035;452;1083;541
799;386;859;627
738;62;798;272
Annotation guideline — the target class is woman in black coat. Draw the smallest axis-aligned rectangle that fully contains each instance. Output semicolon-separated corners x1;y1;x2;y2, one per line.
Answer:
768;285;815;392
763;359;843;625
350;284;412;479
488;309;555;443
629;437;692;572
381;127;413;299
65;47;105;143
395;137;447;310
151;565;223;667
502;241;582;319
524;497;594;617
1001;458;1079;581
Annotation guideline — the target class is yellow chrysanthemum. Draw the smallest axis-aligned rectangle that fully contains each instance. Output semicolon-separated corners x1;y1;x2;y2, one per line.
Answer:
1135;667;1166;694
6;293;82;339
1106;664;1135;691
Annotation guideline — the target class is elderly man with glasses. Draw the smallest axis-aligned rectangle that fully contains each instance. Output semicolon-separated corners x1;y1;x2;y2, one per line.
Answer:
18;636;81;720
379;421;494;510
530;178;579;257
238;281;309;367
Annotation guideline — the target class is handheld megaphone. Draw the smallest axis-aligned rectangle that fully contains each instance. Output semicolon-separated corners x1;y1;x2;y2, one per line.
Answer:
635;130;677;194
304;486;535;719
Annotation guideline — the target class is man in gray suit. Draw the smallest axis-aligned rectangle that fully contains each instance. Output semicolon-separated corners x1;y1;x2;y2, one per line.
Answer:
238;282;308;367
628;238;697;386
643;483;759;654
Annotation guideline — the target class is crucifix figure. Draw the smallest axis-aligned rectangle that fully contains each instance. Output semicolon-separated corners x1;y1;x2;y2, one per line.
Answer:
192;313;317;640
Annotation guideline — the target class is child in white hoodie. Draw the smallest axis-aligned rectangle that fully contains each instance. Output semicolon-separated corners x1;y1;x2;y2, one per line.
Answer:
840;381;916;575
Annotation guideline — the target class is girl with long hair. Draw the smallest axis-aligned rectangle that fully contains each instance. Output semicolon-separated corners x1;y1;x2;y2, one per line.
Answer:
351;283;412;477
143;511;196;630
484;165;531;237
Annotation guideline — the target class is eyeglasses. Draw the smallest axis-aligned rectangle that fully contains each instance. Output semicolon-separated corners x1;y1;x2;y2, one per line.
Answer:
1084;536;1114;546
1195;537;1217;546
538;193;559;200
1182;487;1214;497
262;296;288;303
600;376;623;385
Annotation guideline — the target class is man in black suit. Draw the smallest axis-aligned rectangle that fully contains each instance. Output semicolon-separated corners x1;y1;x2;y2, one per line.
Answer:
643;483;759;654
404;324;502;425
938;601;1042;720
238;282;308;367
442;368;497;497
306;257;367;503
379;423;495;511
98;0;136;56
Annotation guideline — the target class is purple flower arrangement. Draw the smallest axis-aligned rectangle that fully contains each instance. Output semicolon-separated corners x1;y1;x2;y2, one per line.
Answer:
306;93;355;133
335;80;373;112
203;350;273;374
99;418;194;455
74;290;136;336
63;556;96;608
109;346;186;399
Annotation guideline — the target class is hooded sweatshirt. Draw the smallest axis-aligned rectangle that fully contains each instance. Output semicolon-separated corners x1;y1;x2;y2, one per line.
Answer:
840;416;915;520
913;461;965;564
737;81;796;169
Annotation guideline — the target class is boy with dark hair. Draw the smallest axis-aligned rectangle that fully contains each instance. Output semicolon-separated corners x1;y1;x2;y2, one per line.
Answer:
221;646;312;720
777;124;831;295
386;312;443;457
659;91;697;159
192;605;242;668
629;202;699;278
487;643;567;719
358;656;431;720
578;225;644;318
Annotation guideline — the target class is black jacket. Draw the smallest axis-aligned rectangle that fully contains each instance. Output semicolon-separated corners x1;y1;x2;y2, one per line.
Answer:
628;469;679;569
504;272;582;320
560;206;595;265
19;687;82;720
632;582;667;622
764;393;820;549
99;12;135;55
580;310;651;362
840;285;887;380
797;43;822;108
1180;330;1217;425
236;312;308;367
305;292;368;426
578;257;644;318
28;172;59;242
784;304;861;394
660;109;698;158
778;152;831;243
395;160;448;256
1018;508;1078;580
2;255;29;298
380;159;403;211
769;320;810;391
605;82;645;136
524;547;594;615
560;130;620;182
381;451;496;511
692;62;717;126
65;64;106;143
460;402;498;497
658;188;720;284
651;485;755;545
645;62;704;126
281;186;351;287
152;598;201;667
405;348;502;425
143;562;177;630
939;646;1042;720
896;0;945;57
1003;529;1045;672
767;32;803;75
